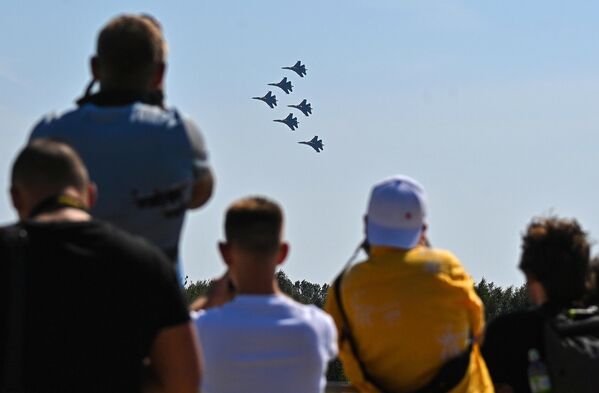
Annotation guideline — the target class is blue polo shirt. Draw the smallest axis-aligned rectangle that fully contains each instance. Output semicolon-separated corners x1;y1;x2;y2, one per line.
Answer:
30;102;210;265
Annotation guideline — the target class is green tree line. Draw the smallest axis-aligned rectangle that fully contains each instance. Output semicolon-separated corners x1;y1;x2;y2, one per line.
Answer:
185;272;531;381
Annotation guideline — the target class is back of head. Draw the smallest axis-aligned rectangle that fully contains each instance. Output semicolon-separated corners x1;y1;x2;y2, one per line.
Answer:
519;216;590;305
225;197;283;255
366;175;427;249
12;139;89;198
96;14;166;87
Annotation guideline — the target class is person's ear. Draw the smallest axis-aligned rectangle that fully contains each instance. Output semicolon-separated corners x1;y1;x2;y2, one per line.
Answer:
525;273;547;306
419;223;429;246
276;243;289;266
86;182;97;209
10;186;24;218
218;241;233;267
152;62;166;89
91;56;100;80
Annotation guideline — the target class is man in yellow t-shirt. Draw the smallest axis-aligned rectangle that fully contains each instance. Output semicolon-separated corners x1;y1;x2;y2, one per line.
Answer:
325;175;494;393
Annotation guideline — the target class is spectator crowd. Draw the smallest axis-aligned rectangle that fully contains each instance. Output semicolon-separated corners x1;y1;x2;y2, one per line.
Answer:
2;13;599;393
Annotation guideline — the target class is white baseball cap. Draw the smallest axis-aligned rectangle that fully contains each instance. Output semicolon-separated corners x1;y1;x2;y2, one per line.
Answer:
366;175;427;249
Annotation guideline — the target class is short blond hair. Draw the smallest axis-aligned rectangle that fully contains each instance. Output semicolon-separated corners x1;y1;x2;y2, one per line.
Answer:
97;14;167;82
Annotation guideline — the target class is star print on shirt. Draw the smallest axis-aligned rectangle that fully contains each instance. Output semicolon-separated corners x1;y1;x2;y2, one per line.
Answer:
438;325;468;361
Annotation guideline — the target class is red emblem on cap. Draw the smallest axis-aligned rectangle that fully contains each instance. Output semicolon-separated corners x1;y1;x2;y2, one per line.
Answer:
405;212;412;220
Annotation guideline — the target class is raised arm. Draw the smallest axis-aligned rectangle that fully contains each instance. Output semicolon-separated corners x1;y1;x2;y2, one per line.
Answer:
183;118;214;210
188;168;214;209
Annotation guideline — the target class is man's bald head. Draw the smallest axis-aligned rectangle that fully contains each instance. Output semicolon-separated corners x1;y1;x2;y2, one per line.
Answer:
12;139;90;203
94;14;167;90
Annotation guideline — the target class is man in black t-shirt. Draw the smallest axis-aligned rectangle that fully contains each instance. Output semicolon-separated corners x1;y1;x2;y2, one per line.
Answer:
482;216;590;393
0;139;201;393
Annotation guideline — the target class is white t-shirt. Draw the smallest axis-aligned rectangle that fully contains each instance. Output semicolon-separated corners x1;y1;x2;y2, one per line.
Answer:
193;294;338;393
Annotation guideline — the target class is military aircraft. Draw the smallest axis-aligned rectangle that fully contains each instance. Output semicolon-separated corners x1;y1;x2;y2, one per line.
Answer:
298;136;324;152
268;77;293;94
252;91;277;108
288;99;312;116
282;61;307;77
273;113;299;130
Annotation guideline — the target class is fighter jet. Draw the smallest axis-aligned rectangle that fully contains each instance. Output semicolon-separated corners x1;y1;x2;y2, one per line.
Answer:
252;91;277;108
282;61;307;77
273;113;299;131
268;77;293;94
298;136;324;152
288;99;312;116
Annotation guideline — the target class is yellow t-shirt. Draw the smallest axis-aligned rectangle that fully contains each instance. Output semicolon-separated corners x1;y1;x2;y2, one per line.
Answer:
325;246;494;393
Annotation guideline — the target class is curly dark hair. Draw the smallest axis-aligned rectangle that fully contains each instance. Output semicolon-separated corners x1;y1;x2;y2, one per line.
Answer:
519;216;590;305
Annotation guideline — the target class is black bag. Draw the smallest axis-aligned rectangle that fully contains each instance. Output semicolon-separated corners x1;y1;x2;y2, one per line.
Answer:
544;306;599;393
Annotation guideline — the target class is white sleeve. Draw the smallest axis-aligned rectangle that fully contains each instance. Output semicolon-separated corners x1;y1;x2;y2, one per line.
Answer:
313;307;338;360
324;314;339;359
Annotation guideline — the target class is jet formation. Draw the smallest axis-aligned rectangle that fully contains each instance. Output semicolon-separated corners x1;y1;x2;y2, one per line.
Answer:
288;99;312;117
298;136;324;152
282;61;307;78
253;61;324;152
268;77;293;94
273;113;299;131
252;91;277;108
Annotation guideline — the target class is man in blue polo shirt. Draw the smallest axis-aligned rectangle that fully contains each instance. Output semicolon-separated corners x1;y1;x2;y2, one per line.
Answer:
29;14;214;277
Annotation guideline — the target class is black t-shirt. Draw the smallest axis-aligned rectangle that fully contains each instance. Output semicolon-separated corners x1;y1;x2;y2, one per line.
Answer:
481;305;559;393
0;220;190;393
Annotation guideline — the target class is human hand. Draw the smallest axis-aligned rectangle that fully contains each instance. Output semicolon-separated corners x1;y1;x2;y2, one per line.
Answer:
190;271;235;311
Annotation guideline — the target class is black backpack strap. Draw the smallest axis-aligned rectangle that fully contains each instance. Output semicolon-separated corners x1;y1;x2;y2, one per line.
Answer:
333;270;389;392
550;306;599;335
1;224;28;393
543;306;599;393
333;266;472;393
411;344;472;393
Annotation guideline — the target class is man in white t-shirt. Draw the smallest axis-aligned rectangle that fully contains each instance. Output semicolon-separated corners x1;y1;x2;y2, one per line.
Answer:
193;196;337;393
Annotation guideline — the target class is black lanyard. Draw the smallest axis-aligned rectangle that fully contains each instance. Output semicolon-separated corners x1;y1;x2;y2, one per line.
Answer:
28;195;88;219
75;80;165;108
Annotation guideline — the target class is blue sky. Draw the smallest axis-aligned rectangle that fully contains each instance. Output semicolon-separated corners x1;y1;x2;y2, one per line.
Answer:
2;1;599;288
